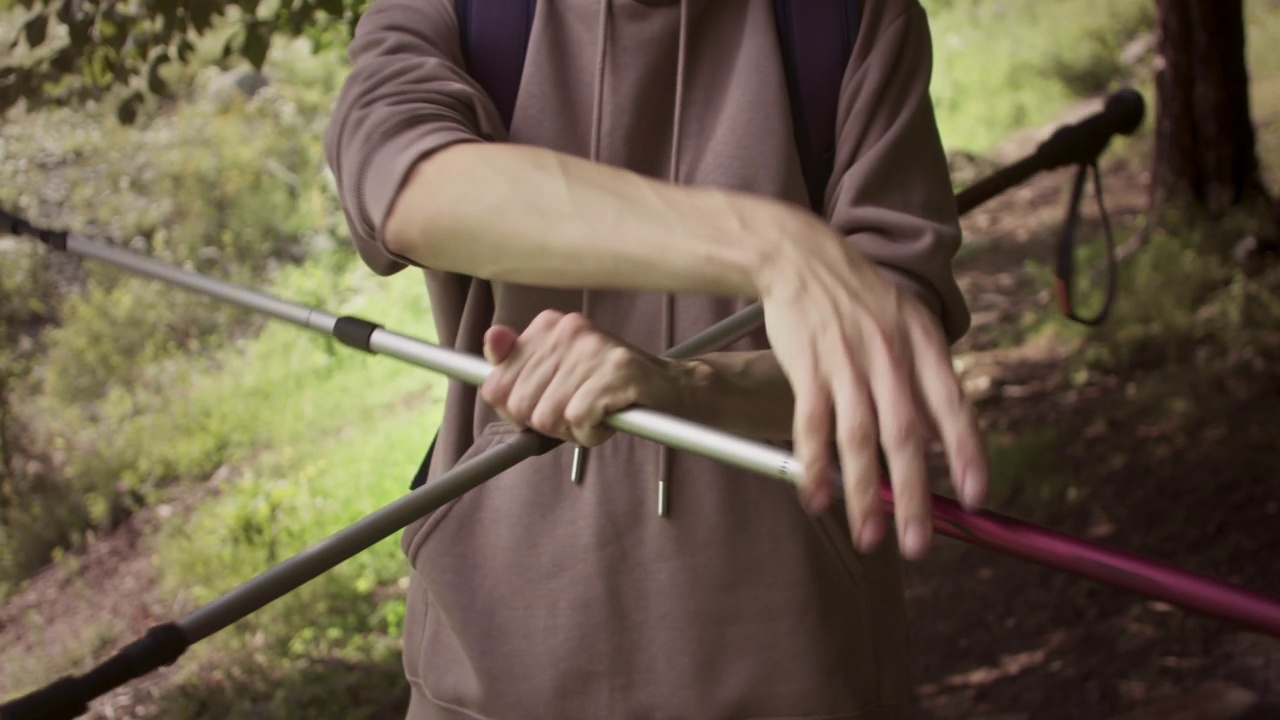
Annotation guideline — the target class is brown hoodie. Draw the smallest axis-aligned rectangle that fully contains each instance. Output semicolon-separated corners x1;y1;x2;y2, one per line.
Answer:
325;0;968;717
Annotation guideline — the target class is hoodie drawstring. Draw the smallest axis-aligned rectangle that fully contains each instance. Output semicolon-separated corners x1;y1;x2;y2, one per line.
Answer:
570;0;614;487
656;0;689;517
573;0;689;521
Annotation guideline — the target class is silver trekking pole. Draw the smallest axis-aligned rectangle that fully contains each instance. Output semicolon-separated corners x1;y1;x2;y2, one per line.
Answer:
0;209;773;720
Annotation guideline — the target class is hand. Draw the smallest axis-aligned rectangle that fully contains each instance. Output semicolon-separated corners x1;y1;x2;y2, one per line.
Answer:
756;216;988;561
480;310;681;446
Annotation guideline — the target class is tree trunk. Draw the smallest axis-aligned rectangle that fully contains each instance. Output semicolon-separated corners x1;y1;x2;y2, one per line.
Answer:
1152;0;1266;219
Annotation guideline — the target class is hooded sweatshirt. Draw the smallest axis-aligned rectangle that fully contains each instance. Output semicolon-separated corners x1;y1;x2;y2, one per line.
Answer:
324;1;968;718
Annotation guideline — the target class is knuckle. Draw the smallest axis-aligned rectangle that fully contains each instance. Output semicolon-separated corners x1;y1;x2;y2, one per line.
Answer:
882;417;920;451
480;376;507;405
841;417;878;449
530;309;564;333
559;312;589;331
603;346;636;373
506;393;535;422
530;406;560;434
564;403;591;428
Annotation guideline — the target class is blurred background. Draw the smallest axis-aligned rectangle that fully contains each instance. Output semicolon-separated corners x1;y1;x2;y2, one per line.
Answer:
1;1;1278;718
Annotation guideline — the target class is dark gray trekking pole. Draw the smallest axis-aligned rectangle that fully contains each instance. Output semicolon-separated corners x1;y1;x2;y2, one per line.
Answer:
0;209;769;720
686;87;1150;336
5;200;1280;719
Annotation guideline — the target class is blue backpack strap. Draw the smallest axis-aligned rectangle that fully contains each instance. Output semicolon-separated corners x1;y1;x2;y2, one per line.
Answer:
455;0;538;130
773;0;863;212
412;1;532;492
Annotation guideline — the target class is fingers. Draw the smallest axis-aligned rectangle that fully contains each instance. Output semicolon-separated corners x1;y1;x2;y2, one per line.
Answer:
864;317;932;561
832;368;885;554
564;371;631;447
481;310;565;430
791;363;834;515
533;333;608;439
906;306;988;511
482;325;519;365
481;310;643;445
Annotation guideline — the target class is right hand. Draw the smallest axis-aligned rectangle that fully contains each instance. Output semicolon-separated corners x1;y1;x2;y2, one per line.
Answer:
754;215;988;561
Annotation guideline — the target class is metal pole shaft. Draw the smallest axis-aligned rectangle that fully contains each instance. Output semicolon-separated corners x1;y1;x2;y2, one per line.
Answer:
44;229;1280;638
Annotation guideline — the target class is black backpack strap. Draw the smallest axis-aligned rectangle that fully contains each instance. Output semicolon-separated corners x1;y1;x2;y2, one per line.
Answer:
774;0;863;213
455;0;538;130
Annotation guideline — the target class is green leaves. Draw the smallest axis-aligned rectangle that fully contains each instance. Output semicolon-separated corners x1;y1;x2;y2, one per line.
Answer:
0;0;362;121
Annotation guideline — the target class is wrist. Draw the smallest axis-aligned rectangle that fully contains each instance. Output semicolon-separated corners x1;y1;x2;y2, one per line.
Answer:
648;357;718;422
744;199;855;299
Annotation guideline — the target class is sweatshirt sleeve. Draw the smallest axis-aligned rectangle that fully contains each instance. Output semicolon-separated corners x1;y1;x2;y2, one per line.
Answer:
824;0;971;344
323;0;507;276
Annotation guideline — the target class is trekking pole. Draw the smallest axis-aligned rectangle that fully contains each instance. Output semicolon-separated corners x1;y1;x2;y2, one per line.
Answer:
4;208;1280;720
684;87;1149;338
0;209;779;720
955;87;1146;214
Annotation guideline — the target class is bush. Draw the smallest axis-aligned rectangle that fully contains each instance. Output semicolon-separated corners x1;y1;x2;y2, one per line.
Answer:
0;38;358;586
1043;1;1157;98
1024;207;1280;376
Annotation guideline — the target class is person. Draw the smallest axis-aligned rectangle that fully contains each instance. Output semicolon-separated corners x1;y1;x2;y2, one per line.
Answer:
323;0;989;716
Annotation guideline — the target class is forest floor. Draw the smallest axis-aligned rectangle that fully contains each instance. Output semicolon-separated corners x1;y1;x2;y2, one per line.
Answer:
903;148;1280;720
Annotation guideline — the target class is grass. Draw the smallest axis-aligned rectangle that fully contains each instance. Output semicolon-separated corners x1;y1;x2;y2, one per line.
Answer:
921;0;1155;153
135;253;445;719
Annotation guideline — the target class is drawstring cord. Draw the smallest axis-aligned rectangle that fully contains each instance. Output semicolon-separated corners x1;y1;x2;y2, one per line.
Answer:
656;0;689;517
569;0;614;486
572;0;688;520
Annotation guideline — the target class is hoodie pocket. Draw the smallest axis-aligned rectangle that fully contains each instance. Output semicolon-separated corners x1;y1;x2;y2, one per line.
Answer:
399;421;519;565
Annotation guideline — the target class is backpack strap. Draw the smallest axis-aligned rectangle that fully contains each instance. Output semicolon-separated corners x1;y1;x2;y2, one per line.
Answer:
773;0;863;212
455;0;538;130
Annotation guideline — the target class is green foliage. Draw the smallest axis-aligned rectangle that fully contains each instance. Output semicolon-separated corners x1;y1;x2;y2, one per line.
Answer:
129;262;436;718
1041;1;1156;98
1022;208;1280;377
0;0;371;121
922;0;1154;152
30;84;341;404
0;43;356;584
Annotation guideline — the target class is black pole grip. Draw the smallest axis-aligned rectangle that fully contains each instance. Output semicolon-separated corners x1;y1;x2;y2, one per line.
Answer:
1034;88;1146;171
954;88;1146;215
0;623;189;720
0;207;68;252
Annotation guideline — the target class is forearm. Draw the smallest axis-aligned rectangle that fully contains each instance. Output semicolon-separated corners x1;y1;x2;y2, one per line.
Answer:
668;351;795;441
383;142;824;296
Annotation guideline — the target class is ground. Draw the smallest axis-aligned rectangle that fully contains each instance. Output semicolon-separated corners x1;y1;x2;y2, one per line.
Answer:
904;153;1280;719
3;125;1278;718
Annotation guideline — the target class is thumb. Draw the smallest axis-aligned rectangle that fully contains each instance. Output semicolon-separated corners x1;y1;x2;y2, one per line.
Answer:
483;325;519;365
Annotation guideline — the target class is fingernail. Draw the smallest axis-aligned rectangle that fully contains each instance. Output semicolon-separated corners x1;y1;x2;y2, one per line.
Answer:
856;513;884;552
962;468;986;509
903;520;930;560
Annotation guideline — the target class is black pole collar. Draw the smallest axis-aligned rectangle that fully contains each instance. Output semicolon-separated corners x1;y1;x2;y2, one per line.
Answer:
0;207;69;252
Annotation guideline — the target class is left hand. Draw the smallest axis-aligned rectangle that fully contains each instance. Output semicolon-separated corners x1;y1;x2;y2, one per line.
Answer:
480;310;681;446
